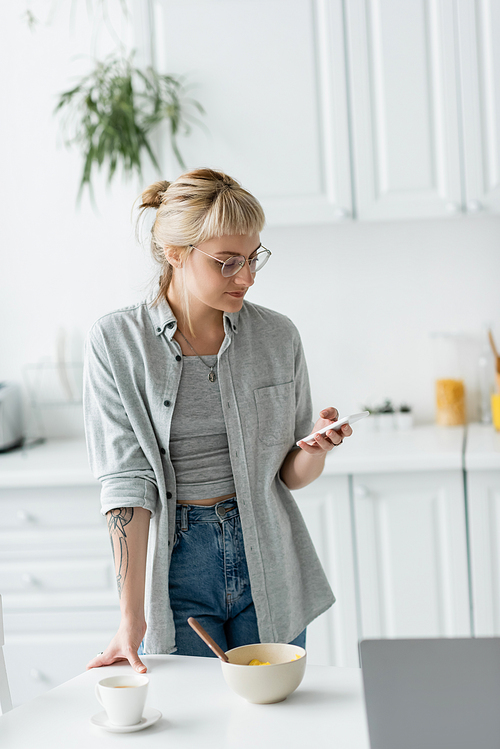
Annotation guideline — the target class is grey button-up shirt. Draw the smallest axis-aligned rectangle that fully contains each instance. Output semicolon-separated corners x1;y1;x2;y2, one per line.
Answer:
83;296;335;653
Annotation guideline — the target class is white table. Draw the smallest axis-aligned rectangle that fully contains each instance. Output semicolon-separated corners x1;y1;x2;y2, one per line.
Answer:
0;656;370;748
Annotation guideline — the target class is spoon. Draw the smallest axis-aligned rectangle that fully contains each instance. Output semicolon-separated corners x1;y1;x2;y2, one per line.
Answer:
489;329;500;373
187;617;229;662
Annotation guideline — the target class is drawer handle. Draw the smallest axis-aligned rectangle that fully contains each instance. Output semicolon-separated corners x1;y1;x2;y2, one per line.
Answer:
466;199;483;213
354;485;370;499
333;207;350;220
21;573;39;587
17;510;35;524
29;669;48;683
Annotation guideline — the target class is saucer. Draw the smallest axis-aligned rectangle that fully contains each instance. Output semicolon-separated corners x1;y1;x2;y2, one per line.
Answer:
90;707;162;733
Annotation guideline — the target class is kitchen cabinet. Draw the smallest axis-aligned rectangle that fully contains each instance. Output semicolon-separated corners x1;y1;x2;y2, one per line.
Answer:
292;475;359;668
345;0;500;219
4;426;500;703
465;423;500;636
328;426;471;642
134;0;500;224
0;442;120;707
345;0;462;220
352;470;470;639
456;0;500;215
295;425;470;666
138;0;353;226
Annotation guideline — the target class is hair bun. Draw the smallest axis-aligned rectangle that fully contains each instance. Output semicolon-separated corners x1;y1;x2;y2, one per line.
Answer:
140;180;171;210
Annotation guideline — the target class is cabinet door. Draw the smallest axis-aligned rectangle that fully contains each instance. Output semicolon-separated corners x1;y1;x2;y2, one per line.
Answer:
135;0;353;226
353;471;471;638
456;0;500;215
4;637;111;707
3;608;121;706
293;475;359;667
467;470;500;635
345;0;463;219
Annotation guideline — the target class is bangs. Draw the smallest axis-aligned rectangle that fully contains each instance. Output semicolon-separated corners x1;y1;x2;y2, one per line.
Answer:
196;187;265;243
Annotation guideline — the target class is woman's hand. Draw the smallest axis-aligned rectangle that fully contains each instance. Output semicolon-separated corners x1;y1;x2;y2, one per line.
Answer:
297;407;352;454
281;407;352;489
86;617;148;673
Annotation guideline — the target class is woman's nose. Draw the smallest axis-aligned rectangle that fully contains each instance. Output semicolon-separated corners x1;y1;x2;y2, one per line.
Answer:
235;261;255;286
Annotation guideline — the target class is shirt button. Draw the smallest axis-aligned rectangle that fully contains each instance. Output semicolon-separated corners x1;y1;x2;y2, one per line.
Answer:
164;400;171;407
167;492;172;499
167;322;175;329
160;448;166;455
233;325;237;331
176;355;181;362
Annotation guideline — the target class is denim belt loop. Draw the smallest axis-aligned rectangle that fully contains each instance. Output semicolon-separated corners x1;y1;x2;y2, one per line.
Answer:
180;504;189;532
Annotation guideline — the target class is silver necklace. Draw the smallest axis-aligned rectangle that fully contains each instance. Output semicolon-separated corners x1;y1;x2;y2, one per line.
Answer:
177;329;217;383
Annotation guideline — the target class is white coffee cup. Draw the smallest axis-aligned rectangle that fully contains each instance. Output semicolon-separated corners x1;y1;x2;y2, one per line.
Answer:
95;674;149;726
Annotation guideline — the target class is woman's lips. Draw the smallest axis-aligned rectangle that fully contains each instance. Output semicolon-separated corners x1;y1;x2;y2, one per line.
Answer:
226;291;246;298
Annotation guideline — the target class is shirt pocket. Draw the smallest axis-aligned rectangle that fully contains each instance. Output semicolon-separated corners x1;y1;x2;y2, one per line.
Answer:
254;381;295;447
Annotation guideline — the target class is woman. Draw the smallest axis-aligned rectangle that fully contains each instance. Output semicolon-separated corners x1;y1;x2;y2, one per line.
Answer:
84;168;352;673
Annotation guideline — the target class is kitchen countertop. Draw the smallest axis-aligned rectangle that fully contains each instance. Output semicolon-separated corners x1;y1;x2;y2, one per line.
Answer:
0;656;370;748
464;423;500;470
323;423;465;474
0;439;95;487
1;423;499;487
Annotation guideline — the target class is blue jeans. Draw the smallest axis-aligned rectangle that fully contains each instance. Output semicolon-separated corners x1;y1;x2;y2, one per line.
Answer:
140;497;306;656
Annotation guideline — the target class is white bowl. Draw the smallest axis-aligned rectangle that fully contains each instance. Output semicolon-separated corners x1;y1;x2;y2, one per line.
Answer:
221;643;307;704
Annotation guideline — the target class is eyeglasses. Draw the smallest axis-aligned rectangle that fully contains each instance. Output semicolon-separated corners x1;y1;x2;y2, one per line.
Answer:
189;245;271;277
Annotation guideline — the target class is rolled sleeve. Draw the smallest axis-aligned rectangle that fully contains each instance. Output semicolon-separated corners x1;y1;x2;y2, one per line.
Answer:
83;327;159;517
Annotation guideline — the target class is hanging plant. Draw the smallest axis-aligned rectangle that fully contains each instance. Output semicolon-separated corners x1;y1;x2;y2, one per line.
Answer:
54;53;205;201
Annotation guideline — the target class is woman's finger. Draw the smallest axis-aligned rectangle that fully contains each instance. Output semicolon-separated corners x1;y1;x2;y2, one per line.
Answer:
86;652;128;670
298;435;335;453
297;440;324;454
128;653;147;673
86;657;99;671
319;431;342;448
299;428;349;452
86;653;109;670
320;407;338;422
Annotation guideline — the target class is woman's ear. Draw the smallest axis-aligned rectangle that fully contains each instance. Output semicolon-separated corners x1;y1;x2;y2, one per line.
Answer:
164;246;183;269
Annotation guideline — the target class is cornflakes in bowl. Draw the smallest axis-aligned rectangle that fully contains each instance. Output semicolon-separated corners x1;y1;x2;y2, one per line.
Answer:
221;643;306;704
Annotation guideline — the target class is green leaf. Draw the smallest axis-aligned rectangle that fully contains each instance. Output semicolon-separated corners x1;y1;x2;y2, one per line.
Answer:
55;51;205;197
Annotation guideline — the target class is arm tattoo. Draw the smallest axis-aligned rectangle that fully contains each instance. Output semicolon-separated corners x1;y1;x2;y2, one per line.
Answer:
107;508;134;598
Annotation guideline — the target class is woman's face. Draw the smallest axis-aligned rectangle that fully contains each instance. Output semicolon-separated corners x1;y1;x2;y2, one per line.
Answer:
181;234;261;314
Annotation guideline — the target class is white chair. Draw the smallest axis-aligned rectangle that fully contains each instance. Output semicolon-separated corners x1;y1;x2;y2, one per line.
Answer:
0;595;13;713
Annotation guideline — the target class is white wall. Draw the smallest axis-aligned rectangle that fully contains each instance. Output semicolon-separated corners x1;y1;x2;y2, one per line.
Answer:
256;216;500;424
1;3;154;437
1;4;499;438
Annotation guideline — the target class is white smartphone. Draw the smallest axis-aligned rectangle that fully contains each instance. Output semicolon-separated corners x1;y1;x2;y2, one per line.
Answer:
297;411;370;446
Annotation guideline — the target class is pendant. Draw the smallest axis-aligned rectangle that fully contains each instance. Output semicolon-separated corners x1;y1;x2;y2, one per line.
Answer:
209;370;216;383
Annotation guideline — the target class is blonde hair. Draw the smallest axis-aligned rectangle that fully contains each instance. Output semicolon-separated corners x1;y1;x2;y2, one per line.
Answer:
136;168;265;334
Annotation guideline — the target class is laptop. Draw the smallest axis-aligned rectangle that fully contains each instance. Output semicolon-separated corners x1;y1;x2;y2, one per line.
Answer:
360;638;500;749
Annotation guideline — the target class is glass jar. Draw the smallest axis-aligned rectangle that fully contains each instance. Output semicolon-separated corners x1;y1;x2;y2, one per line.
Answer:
431;332;466;426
